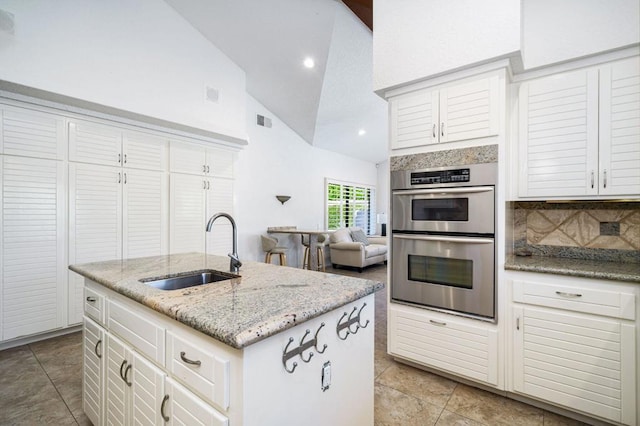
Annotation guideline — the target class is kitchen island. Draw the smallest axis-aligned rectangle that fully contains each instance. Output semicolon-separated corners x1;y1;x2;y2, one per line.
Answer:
70;252;384;426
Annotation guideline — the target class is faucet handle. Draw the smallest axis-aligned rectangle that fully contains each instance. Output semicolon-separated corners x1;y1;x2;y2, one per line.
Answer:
228;253;242;269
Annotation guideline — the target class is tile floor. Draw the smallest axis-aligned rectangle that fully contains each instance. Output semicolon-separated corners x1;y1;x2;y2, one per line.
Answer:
0;264;588;426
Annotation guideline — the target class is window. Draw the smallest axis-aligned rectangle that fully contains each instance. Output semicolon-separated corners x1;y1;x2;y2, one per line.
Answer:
326;179;376;235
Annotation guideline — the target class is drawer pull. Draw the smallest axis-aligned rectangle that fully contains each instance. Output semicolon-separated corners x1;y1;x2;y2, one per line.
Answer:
180;351;202;366
94;339;102;359
161;394;170;422
555;291;582;298
429;320;447;326
86;296;96;303
119;360;128;381
123;364;132;387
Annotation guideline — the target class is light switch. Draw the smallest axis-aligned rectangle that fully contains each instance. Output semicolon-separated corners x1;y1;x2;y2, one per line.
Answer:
321;361;331;391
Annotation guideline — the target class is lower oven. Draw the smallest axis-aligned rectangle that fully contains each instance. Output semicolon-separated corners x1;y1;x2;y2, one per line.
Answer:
390;162;497;320
391;233;495;318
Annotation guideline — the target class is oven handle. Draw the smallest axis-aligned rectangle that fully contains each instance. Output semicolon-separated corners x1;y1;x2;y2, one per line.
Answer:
392;186;494;196
393;234;494;244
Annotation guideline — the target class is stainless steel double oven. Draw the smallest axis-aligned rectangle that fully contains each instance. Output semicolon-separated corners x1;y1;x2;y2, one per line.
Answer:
391;162;497;320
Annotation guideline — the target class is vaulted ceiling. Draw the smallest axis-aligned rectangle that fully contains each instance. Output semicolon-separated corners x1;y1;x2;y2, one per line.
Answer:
164;0;387;163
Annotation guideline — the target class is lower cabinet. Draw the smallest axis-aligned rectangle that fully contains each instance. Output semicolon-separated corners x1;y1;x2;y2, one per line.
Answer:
165;378;228;426
83;317;104;426
388;303;501;388
508;272;637;426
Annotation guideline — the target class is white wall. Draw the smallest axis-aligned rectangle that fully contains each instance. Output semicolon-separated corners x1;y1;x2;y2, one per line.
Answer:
521;0;640;69
372;0;520;92
0;0;247;140
376;160;390;235
235;96;378;266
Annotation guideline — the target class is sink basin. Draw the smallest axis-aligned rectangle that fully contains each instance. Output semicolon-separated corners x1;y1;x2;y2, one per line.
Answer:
140;269;240;291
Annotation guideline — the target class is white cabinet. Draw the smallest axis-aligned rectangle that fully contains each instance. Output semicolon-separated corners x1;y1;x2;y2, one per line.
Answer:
508;272;637;425
0;105;66;160
83;317;104;426
0;155;66;341
169;140;233;178
387;303;500;387
518;56;640;198
165;378;229;426
389;75;501;149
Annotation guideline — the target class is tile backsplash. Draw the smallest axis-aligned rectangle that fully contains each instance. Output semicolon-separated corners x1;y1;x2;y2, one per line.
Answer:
511;202;640;263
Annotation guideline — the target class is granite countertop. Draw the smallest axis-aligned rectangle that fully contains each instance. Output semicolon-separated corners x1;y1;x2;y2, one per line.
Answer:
69;253;384;349
505;255;640;283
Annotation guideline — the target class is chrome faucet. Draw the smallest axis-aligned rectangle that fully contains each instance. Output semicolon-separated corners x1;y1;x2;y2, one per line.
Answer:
206;212;242;273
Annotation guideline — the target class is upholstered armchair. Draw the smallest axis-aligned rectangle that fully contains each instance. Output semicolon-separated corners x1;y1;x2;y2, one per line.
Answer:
328;227;387;272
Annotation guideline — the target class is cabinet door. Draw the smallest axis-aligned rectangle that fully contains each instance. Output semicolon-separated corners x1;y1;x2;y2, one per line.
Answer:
169;173;206;254
512;306;636;425
122;168;168;259
169;141;206;175
519;68;600;197
205;177;234;256
131;351;165;425
389;88;439;149
122;130;168;171
105;333;132;426
205;147;234;178
69;120;122;166
440;75;500;143
68;163;122;325
84;317;104;426
1;156;66;340
0;106;65;160
599;57;640;196
166;377;229;426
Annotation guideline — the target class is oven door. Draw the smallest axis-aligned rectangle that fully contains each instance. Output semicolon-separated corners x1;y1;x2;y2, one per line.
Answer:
391;233;495;319
392;186;494;234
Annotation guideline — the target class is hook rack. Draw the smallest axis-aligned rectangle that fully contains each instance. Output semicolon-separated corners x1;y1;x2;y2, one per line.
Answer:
282;322;327;374
336;303;369;340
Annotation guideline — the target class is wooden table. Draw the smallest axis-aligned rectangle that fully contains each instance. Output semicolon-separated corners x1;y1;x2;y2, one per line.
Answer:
267;228;332;271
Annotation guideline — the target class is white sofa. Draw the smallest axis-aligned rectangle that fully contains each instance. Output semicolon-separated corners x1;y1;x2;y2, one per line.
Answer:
328;227;387;272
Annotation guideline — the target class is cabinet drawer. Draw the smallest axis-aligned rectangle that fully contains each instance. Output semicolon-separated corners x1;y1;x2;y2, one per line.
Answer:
107;299;165;365
166;331;230;411
513;280;635;320
388;305;498;386
84;286;105;325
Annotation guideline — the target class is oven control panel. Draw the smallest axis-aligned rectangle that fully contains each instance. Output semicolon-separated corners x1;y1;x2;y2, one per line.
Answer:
410;168;470;185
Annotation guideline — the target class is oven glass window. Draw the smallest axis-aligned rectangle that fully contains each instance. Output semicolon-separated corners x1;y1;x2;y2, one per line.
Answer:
408;255;473;289
411;198;468;221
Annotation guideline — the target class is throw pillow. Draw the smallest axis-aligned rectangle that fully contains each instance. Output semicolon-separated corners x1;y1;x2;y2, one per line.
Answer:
351;229;370;246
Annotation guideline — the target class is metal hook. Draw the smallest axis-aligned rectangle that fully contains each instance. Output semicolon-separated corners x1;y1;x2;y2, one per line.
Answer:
314;322;327;353
282;337;298;374
299;330;314;363
347;306;361;333
357;303;370;329
336;311;351;340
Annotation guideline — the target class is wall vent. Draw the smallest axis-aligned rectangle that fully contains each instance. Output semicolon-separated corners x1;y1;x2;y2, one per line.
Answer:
257;114;272;128
0;9;15;35
205;86;219;103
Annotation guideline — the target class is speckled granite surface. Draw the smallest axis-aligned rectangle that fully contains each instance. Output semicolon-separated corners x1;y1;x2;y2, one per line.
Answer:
505;255;639;283
390;144;498;171
69;253;384;349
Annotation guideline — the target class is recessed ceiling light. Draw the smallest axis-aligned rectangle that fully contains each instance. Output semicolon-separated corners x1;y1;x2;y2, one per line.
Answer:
358;129;366;136
303;57;315;69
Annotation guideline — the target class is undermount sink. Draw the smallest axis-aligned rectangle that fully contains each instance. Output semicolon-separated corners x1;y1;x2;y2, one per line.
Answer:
140;269;240;291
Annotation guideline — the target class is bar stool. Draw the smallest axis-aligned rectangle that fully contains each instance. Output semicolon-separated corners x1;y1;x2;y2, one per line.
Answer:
302;234;327;271
261;235;287;266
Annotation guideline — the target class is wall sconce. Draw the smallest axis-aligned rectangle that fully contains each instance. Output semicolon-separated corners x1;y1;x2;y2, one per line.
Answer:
276;195;291;205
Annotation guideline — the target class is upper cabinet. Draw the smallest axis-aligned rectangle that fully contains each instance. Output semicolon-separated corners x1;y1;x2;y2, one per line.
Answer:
389;75;501;150
0;106;65;160
518;57;640;199
169;140;234;178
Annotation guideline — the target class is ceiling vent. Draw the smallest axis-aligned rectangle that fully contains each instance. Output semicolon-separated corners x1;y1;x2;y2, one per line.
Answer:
205;86;219;103
257;114;272;128
0;9;15;34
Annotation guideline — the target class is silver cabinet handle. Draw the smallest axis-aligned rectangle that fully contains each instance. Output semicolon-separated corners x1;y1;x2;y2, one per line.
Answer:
160;395;170;422
123;364;132;387
603;169;607;188
203;164;207;173
591;170;594;189
123;173;127;184
86;296;96;303
432;124;436;138
94;339;102;359
203;180;207;189
429;319;446;326
555;291;582;298
516;317;520;331
441;122;445;137
123;154;127;164
118;153;121;164
206;165;210;173
119;360;127;381
207;181;210;190
118;172;121;184
180;351;202;366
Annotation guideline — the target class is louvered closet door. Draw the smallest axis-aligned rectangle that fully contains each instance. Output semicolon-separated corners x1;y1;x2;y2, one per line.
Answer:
131;351;165;425
513;306;636;425
169;141;205;175
0;106;65;160
69;120;122;166
68;163;122;325
122;169;168;259
206;177;234;256
519;69;600;197
105;333;131;426
206;148;234;178
169;173;205;254
122;131;168;171
1;156;66;340
439;76;500;143
599;57;640;196
390;89;439;149
84;317;104;426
